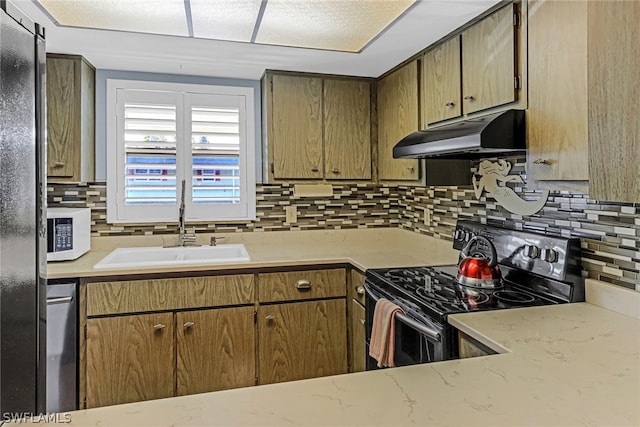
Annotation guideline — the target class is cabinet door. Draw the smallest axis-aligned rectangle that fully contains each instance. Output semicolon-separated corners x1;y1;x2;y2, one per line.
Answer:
258;299;347;385
527;0;588;184
377;61;420;180
588;1;640;202
324;79;371;180
349;299;366;373
422;36;462;126
176;307;255;396
270;75;323;179
461;5;515;114
86;313;174;408
46;56;77;178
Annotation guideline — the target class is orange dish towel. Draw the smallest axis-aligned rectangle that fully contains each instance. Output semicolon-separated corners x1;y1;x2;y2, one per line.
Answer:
369;298;405;368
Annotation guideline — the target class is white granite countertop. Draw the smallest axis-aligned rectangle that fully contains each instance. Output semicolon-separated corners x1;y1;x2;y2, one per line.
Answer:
23;280;639;426
47;228;460;278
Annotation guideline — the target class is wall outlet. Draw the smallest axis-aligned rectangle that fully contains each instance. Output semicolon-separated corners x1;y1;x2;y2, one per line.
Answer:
285;205;298;223
423;208;431;226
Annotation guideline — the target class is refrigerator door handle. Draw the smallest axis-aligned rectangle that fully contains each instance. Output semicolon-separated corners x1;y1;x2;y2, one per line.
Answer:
46;296;73;305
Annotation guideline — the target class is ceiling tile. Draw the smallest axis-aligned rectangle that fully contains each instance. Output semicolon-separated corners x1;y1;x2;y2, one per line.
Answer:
37;0;189;37
255;0;416;52
190;0;262;43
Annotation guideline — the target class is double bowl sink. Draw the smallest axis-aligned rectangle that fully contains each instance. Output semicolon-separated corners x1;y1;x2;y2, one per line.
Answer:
93;244;250;270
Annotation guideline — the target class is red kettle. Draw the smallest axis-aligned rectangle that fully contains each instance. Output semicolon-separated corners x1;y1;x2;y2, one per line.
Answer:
456;235;502;289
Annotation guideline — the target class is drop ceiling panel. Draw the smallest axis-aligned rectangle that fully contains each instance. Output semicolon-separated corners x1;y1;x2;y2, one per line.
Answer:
37;0;189;36
255;0;416;52
190;0;263;42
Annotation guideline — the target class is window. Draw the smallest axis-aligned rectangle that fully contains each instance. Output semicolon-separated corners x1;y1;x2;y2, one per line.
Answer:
106;80;256;223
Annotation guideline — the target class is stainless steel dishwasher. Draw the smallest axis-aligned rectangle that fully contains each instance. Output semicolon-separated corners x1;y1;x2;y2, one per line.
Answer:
46;281;77;413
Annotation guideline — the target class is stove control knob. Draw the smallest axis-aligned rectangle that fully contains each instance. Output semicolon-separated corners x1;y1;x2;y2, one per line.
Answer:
454;229;465;240
541;248;558;263
524;245;540;259
464;231;474;241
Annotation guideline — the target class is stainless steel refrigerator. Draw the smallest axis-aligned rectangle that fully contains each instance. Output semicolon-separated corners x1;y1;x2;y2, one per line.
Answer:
0;0;47;414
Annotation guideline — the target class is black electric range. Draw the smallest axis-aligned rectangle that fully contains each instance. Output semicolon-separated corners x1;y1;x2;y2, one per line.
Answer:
364;221;584;368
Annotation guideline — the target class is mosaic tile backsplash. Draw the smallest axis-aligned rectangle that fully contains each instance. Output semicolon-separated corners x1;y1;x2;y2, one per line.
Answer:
48;156;639;291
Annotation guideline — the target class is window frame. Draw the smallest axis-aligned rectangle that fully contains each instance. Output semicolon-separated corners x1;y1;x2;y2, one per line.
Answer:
106;79;256;224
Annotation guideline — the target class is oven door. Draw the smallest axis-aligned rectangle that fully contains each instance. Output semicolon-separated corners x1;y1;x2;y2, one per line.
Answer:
364;282;446;370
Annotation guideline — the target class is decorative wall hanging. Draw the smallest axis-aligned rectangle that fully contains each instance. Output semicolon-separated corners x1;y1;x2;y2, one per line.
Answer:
472;159;549;216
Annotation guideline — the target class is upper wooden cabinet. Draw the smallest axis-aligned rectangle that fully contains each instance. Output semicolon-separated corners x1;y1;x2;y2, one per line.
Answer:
527;0;639;202
527;0;589;186
421;36;462;126
421;3;522;127
323;80;371;179
46;54;95;182
377;61;420;181
587;1;640;202
264;73;372;181
269;74;323;180
461;4;516;115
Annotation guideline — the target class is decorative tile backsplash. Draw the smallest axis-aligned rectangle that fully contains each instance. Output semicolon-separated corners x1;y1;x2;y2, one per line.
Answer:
47;182;394;235
395;156;639;291
48;156;639;291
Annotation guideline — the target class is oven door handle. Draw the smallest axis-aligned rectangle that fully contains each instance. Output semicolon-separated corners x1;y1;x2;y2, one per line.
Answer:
364;283;441;342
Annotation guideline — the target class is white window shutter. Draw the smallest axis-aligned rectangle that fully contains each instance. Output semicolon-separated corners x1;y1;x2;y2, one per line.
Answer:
107;80;256;224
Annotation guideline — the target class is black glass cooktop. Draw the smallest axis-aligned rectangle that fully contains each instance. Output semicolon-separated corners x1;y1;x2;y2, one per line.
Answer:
365;265;562;323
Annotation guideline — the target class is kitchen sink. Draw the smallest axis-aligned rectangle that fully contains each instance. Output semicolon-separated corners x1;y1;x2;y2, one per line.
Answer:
93;244;250;270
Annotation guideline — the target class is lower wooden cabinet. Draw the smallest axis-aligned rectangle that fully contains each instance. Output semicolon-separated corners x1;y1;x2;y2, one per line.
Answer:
85;307;256;408
176;307;255;396
458;331;496;359
86;313;175;408
349;299;366;373
258;299;347;385
82;269;350;408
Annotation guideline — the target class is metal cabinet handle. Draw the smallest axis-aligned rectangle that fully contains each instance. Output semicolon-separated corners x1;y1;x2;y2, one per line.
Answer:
311;167;319;172
408;166;415;172
46;296;73;305
359;319;366;326
356;286;365;295
463;95;475;101
153;324;166;331
295;279;312;290
331;168;340;174
265;315;275;321
183;322;194;328
53;161;65;168
444;102;455;108
533;159;552;165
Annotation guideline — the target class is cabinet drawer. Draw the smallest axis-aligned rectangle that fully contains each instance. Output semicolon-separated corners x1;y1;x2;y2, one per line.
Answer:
258;269;346;303
87;275;254;316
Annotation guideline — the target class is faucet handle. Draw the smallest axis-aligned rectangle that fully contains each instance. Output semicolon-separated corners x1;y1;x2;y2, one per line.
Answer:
210;236;226;246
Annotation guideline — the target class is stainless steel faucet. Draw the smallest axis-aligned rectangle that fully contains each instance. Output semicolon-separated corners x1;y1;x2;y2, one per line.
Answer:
177;179;197;246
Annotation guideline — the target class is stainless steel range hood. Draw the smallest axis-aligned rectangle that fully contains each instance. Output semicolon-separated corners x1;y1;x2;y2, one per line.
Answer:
393;109;526;159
